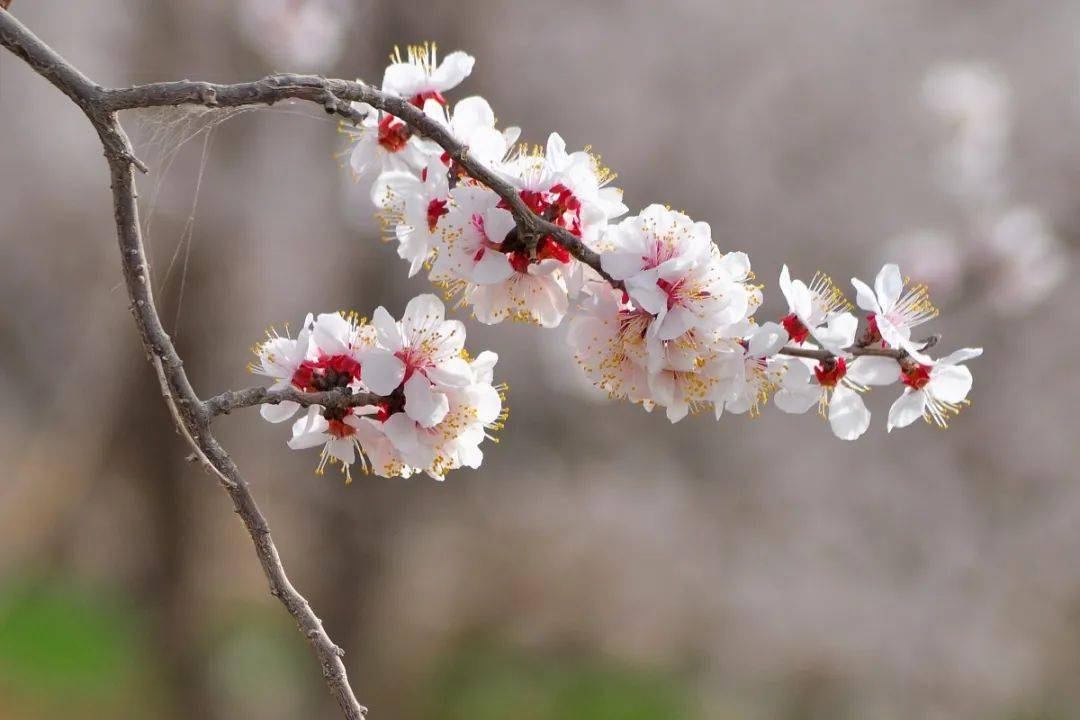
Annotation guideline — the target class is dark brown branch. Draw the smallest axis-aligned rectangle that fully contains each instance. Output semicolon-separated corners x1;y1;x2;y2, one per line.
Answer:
204;386;384;419
100;74;622;287
0;8;365;718
777;334;940;363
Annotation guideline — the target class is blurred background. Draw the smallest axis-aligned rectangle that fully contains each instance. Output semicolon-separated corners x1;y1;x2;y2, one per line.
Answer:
0;1;1077;718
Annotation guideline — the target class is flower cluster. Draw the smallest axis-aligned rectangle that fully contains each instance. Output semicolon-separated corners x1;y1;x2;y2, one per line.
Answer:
220;40;988;484
251;294;505;480
331;43;983;445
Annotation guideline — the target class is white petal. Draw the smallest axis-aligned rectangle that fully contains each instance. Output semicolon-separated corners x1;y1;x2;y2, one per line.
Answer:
625;273;666;314
327;437;356;466
845;356;899;386
470;350;499;384
829;385;871;440
482;207;516;245
887;389;925;431
929;364;973;403
287;412;329;450
403;293;446;332
666;401;689;423
812;312;858;354
718;251;751;280
778;265;794;308
851;277;882;314
747;321;787;358
426;357;473;388
382;63;425;96
600;250;647;280
312;312;351;355
656;305;697;341
874;263;903;312
260;400;300;424
360;348;406;394
349;136;377;177
471;251;515;284
937;347;983;366
450;96;495;136
774;385;819;414
404;374;449;427
372;306;402;351
429;51;475;91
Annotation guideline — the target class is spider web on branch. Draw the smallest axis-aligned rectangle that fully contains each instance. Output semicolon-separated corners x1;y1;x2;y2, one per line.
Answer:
124;102;341;335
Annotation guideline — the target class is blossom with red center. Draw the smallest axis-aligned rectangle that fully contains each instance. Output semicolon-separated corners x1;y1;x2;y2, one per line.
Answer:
347;108;428;180
888;348;981;430
777;265;857;355
372;156;450;277
250;313;315;424
382;43;474;107
900;362;932;390
431;186;516;286
852;263;940;363
813;357;847;387
775;355;900;440
360;295;472;428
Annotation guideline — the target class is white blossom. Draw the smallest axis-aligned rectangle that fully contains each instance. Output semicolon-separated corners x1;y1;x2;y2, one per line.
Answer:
887;348;982;431
852;263;939;362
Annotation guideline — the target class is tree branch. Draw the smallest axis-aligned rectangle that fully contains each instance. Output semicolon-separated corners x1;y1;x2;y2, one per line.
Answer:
777;334;940;363
100;74;621;287
204;386;385;419
0;8;365;718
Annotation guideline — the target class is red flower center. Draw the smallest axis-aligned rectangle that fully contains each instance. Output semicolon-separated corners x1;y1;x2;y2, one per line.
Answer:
656;277;687;310
901;363;932;390
291;354;362;392
536;236;570;264
326;418;356;439
427;198;448;232
865;313;883;345
814;357;848;387
507;250;531;273
377;115;410;153
781;313;810;345
409;90;447;108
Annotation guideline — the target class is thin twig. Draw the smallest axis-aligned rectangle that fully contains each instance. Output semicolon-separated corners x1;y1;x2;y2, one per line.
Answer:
100;74;621;287
204;386;385;419
777;334;940;363
0;9;365;718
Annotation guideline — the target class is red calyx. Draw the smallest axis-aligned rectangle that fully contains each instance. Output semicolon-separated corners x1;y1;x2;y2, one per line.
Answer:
376;401;393;423
814;357;848;387
508;251;531;273
781;313;810;345
537;236;571;264
901;363;932;390
865;313;883;345
291;354;362;392
327;418;356;438
409;90;447;108
427;198;449;232
377;115;410;153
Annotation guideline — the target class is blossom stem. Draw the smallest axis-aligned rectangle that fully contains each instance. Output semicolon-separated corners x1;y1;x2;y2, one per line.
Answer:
203;386;385;419
777;335;940;363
